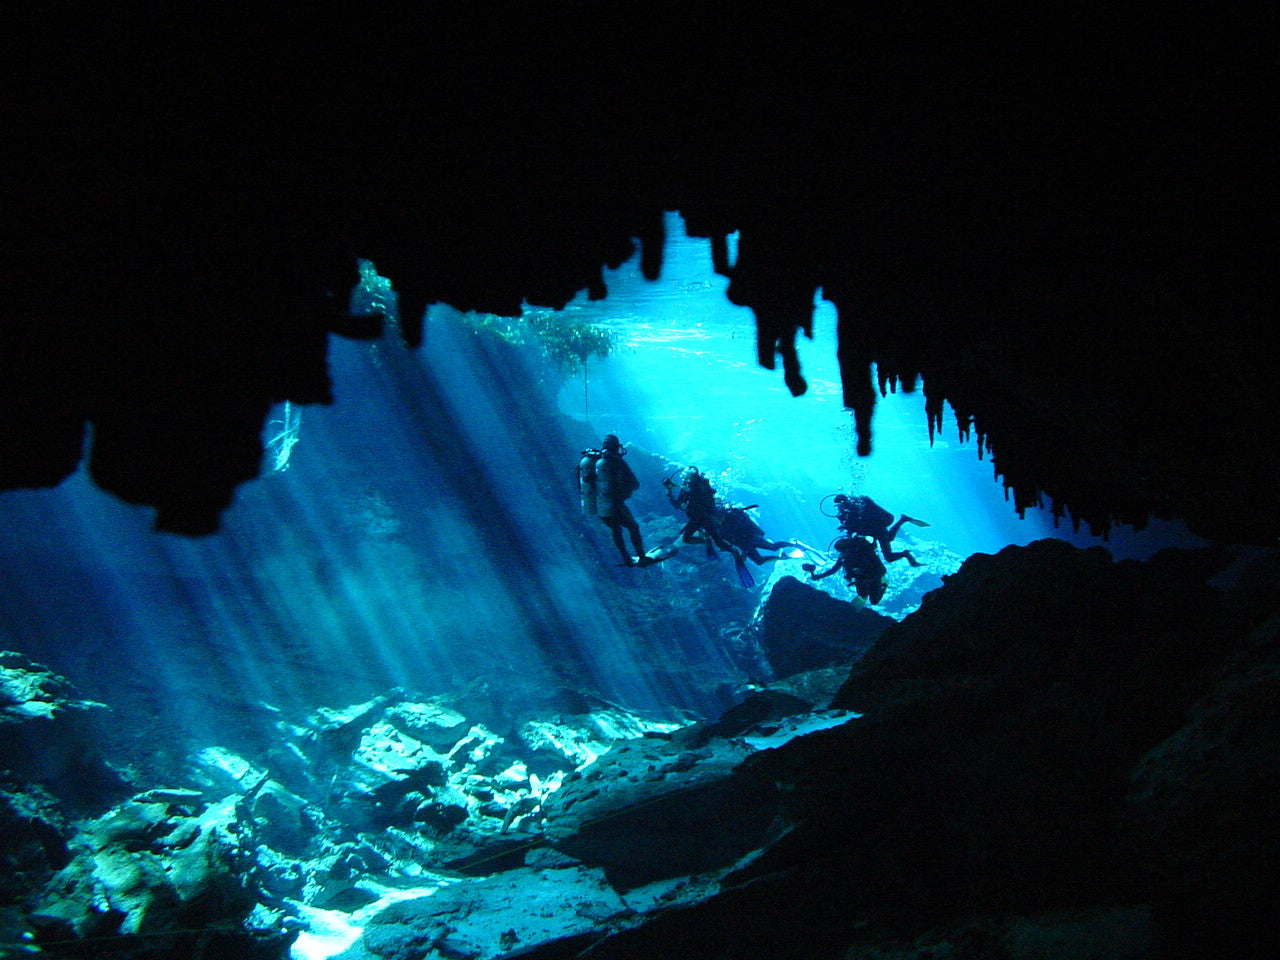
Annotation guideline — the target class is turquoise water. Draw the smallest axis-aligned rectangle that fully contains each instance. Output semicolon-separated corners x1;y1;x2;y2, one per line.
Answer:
553;212;1198;561
0;212;1199;760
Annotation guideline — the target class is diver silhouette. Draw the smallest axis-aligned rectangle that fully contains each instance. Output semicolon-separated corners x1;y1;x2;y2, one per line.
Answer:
805;536;888;605
580;434;646;565
831;494;928;567
714;501;792;565
663;467;739;560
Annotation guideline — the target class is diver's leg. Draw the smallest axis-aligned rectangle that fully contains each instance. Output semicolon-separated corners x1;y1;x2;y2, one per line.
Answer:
751;538;789;559
707;520;736;554
626;517;645;558
605;520;632;563
886;514;929;541
874;529;896;560
685;516;719;555
873;527;921;566
890;513;930;538
883;544;923;566
698;522;718;557
612;529;631;562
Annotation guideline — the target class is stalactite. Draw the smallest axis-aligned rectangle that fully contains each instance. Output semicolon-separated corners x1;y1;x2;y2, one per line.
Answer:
727;221;819;400
709;232;731;276
924;389;945;447
876;366;894;397
587;269;607;301
834;308;876;458
752;306;810;398
394;281;427;350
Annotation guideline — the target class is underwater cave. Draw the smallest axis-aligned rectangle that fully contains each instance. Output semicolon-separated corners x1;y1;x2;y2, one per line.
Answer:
2;9;1278;960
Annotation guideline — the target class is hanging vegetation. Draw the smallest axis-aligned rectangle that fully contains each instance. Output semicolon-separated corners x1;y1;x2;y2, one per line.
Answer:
461;307;616;420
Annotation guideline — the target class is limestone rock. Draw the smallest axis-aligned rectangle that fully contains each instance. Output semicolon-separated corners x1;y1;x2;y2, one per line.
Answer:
384;701;470;755
542;726;781;891
1123;611;1280;957
517;541;1260;959
0;651;126;808
28;794;294;957
0;782;70;911
336;865;628;960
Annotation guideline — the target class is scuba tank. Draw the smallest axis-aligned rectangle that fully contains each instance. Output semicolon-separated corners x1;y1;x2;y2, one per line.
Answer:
578;449;601;517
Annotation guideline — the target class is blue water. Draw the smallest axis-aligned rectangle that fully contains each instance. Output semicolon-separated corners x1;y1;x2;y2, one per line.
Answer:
0;211;1200;762
554;212;1201;561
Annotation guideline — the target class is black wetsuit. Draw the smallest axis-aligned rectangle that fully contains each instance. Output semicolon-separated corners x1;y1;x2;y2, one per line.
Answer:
672;473;735;556
837;495;919;565
717;504;789;564
595;449;644;562
811;536;888;604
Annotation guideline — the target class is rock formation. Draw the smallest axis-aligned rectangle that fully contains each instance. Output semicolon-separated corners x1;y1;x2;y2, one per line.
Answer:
1;9;1276;960
1;10;1274;543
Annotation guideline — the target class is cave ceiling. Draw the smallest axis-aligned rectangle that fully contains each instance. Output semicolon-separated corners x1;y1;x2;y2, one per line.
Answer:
1;9;1275;542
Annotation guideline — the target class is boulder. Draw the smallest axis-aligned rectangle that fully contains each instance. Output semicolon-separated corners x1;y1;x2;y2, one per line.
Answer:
336;865;628;960
748;575;893;679
0;651;127;808
332;721;449;830
1124;610;1280;958
306;694;394;762
541;725;782;891
28;794;294;958
245;779;322;857
383;701;470;755
516;541;1260;959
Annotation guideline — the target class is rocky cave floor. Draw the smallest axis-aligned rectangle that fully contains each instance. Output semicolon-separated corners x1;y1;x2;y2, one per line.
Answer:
4;539;1280;960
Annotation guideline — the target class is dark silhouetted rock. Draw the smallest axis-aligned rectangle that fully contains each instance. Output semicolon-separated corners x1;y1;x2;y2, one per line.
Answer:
517;541;1275;959
751;575;893;679
0;782;71;913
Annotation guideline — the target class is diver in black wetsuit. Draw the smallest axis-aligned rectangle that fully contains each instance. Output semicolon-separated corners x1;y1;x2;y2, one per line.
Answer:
663;467;738;560
715;501;792;565
581;435;646;564
805;536;888;605
832;494;928;567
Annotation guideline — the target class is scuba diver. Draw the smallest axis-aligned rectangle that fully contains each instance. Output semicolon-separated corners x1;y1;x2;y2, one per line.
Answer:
804;536;888;605
580;435;647;565
831;494;929;567
662;466;739;560
714;500;794;565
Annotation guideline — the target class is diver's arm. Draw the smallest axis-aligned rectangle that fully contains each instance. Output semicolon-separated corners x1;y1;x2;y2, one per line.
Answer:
809;557;843;581
661;478;680;507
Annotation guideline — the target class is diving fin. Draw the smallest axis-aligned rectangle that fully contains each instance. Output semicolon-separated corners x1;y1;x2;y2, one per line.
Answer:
630;544;679;567
788;540;828;562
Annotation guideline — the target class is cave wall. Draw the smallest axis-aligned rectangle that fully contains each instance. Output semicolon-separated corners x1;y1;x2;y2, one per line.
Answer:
2;9;1274;540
